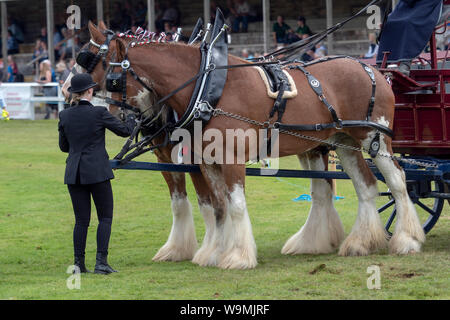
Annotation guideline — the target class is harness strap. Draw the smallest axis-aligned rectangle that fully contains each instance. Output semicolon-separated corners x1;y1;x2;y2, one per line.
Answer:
289;64;342;127
358;62;377;121
275;120;394;137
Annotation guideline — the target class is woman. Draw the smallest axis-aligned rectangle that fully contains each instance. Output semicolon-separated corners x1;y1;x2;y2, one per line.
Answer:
58;73;136;274
6;55;18;82
37;60;58;119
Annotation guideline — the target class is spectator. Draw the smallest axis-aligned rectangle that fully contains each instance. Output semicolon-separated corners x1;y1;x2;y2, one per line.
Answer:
8;18;24;44
7;30;19;54
59;59;76;85
32;38;48;64
241;48;254;60
37;60;58;120
59;28;80;60
210;1;223;25
360;33;379;59
314;42;327;58
232;0;250;33
39;27;48;43
162;1;180;26
110;2;131;31
155;1;166;33
224;0;237;29
134;1;147;27
273;15;292;46
296;16;312;39
53;27;63;61
6;55;18;83
55;59;68;81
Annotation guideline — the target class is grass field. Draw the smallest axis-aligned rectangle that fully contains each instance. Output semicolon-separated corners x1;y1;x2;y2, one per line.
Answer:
0;120;449;300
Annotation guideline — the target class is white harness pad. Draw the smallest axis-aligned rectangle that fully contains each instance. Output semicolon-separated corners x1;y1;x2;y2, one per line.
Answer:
254;66;298;99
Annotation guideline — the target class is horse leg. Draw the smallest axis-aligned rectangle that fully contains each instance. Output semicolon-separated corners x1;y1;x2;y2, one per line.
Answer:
189;172;216;265
334;136;388;256
368;133;425;254
218;164;257;269
282;150;345;254
152;170;198;262
196;164;257;269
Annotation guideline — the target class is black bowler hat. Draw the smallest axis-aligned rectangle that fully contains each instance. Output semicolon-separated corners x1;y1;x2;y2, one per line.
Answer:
68;73;98;93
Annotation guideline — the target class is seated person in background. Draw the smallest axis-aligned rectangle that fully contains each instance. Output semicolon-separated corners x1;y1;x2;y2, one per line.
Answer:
37;60;58;120
7;55;18;82
314;42;327;58
273;15;292;46
162;0;180;26
299;34;319;62
295;16;312;39
8;18;24;44
7;30;19;55
232;0;250;33
361;33;379;59
241;48;254;60
32;38;48;64
59;59;76;84
134;1;147;26
210;1;222;25
376;0;443;74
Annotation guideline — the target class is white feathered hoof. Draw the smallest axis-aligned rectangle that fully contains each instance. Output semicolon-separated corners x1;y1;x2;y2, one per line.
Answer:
152;242;198;262
218;246;257;269
389;230;425;255
338;229;388;256
191;244;219;267
281;222;345;255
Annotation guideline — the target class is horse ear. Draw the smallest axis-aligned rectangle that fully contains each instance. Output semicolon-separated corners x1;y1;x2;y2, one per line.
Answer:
98;20;108;32
88;21;105;44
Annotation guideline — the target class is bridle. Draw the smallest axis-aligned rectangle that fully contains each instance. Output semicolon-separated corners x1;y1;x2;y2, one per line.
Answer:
75;31;154;120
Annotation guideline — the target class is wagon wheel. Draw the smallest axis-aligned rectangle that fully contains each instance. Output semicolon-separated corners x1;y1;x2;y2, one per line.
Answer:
377;180;445;235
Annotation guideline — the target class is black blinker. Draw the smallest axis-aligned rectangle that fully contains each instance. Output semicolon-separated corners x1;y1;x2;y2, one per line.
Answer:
76;50;96;70
106;73;124;92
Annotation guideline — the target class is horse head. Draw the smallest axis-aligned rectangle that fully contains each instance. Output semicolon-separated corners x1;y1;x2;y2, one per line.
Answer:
63;21;160;122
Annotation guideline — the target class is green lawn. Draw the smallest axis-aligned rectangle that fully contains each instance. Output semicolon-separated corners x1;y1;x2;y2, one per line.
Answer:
0;120;448;300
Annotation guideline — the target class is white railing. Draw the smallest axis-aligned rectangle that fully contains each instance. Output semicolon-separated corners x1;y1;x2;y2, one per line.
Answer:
0;82;107;120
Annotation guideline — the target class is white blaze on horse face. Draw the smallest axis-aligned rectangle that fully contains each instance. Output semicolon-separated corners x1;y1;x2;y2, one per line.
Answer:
152;191;198;262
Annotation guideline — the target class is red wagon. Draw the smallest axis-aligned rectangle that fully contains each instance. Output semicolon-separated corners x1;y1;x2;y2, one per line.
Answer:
374;19;450;234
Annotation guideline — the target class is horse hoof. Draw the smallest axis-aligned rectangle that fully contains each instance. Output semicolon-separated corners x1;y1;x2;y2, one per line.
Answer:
152;244;196;262
389;232;423;255
218;248;257;269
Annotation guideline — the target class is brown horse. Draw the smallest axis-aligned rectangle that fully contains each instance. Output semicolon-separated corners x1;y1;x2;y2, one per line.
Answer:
64;22;425;269
62;22;217;264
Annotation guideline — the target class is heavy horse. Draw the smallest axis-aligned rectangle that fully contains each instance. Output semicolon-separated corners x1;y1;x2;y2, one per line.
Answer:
62;21;425;269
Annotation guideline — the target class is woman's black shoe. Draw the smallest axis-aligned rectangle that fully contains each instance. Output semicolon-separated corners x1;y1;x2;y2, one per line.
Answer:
74;255;92;273
94;252;118;275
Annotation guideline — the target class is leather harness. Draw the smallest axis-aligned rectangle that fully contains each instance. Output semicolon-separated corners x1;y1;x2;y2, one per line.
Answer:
74;8;393;163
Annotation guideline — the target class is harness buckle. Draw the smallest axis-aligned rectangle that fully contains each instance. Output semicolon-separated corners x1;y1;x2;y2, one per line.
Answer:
335;119;344;130
315;124;322;131
99;44;109;54
121;60;131;70
208;63;216;71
